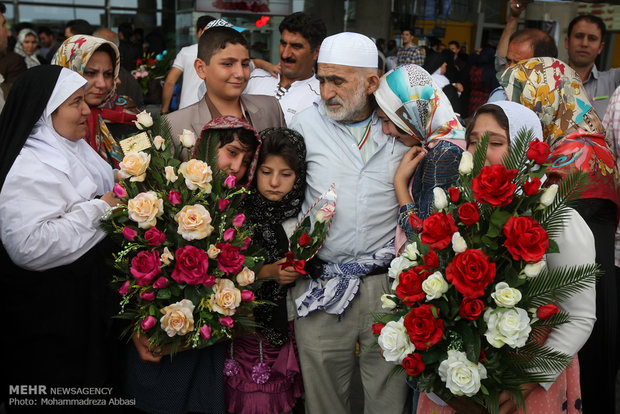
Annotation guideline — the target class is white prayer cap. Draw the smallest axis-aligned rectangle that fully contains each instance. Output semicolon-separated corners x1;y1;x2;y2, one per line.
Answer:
318;32;378;68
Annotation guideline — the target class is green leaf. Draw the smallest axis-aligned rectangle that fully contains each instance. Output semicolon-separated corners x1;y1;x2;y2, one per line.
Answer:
157;288;172;300
547;239;559;254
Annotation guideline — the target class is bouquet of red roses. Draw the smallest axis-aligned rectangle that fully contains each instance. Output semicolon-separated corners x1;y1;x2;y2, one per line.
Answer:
103;113;262;354
373;131;599;413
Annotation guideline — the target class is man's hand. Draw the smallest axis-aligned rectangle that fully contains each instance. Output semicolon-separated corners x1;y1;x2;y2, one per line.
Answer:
509;0;533;18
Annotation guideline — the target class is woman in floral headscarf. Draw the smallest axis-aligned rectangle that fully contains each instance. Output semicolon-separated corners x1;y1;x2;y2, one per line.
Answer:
374;64;465;253
500;56;619;414
52;35;139;167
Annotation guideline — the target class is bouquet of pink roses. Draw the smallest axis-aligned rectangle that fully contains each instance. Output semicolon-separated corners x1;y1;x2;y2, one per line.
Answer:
373;131;599;413
103;113;263;353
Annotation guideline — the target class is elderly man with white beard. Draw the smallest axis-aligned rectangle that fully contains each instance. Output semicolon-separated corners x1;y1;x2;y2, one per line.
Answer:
289;32;410;414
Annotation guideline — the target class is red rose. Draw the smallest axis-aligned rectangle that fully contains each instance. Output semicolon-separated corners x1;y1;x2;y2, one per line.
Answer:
420;212;458;250
472;164;518;206
372;322;385;335
458;202;480;226
445;249;496;298
144;227;166;246
448;187;460;203
408;213;424;233
503;216;549;263
130;250;162;286
171;245;210;285
523;177;542;196
527;139;551;164
216;242;245;274
396;267;428;306
402;353;425;377
298;232;311;247
423;249;439;269
459;298;486;320
404;304;444;351
537;304;559;320
168;190;182;205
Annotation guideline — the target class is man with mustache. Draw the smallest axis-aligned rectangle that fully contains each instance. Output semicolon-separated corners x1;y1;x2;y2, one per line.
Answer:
288;32;410;414
244;12;326;124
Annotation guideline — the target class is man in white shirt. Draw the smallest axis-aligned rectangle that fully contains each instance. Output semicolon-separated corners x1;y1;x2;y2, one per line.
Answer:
289;32;409;414
244;12;326;124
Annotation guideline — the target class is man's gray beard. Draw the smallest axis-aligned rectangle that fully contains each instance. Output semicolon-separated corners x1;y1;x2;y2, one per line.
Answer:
322;83;370;124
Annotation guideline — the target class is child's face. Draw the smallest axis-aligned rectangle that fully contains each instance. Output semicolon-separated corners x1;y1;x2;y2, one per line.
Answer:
467;113;509;166
377;108;422;147
256;155;296;202
217;134;253;181
196;43;250;102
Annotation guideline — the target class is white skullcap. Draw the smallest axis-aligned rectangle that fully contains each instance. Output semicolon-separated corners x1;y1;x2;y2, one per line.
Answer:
318;32;378;68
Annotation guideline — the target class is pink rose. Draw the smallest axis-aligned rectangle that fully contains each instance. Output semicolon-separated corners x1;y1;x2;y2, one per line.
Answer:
141;315;156;331
118;280;131;296
203;274;216;287
130;250;162;286
218;198;230;211
168;190;182;205
153;277;169;289
241;290;254;302
223;228;235;242
113;183;127;198
216;243;245;274
140;291;155;301
171;245;210;285
200;324;212;340
232;213;246;227
219;316;234;328
241;237;252;250
224;175;237;188
122;226;138;241
144;227;166;246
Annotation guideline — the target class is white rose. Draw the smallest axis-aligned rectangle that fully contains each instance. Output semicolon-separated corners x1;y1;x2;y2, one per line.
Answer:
388;256;415;290
174;204;214;241
164;166;178;183
422;271;449;301
178;159;213;192
315;202;335;223
153;135;165;150
179;129;196;148
207;244;221;259
127;191;164;229
451;232;467;254
381;294;398;310
236;267;255;287
119;151;150;182
160;299;194;337
540;184;558;207
433;187;448;210
161;247;174;265
438;350;487;396
484;307;531;349
377;318;416;364
523;260;546;278
491;282;522;307
402;242;420;261
134;110;153;129
458;151;474;175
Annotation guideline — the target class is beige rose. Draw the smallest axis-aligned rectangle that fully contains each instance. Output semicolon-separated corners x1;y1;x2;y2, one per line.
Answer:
134;110;153;129
209;278;241;316
179;129;196;148
207;244;221;259
161;247;174;265
127;191;164;229
178;159;213;192
160;299;195;337
236;267;255;287
174;204;214;241
164;166;178;183
153;135;165;150
119;152;150;182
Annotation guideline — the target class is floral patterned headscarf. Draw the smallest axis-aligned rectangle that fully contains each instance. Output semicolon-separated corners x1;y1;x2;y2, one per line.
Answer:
499;57;605;149
373;64;465;146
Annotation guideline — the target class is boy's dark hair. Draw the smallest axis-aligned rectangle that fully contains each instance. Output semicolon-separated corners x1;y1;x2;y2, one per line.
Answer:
448;40;460;48
196;15;216;32
258;129;303;174
38;26;54;37
510;28;558;58
118;22;133;40
0;2;6;14
279;12;326;51
218;127;259;159
465;104;510;147
401;28;414;36
66;19;93;36
567;14;606;40
198;26;248;64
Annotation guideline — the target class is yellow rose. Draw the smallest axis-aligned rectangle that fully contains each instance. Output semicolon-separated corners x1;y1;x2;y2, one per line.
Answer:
174;204;214;241
207;244;221;259
164;166;178;183
161;247;174;265
160;299;195;337
209;278;241;316
178;159;213;192
235;267;255;287
119;152;150;182
153;135;165;150
127;191;164;229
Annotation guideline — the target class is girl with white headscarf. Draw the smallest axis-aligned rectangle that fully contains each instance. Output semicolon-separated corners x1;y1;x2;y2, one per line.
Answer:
14;28;41;68
0;65;121;393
